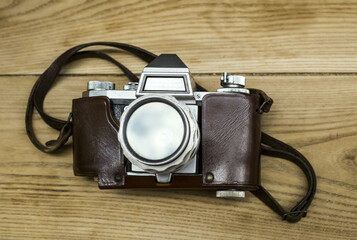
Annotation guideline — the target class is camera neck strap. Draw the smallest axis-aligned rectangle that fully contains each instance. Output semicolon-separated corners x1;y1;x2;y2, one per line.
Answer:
255;132;316;223
25;42;316;223
26;42;158;152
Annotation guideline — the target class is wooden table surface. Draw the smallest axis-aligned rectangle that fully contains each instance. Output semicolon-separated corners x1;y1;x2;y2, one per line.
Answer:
0;1;356;239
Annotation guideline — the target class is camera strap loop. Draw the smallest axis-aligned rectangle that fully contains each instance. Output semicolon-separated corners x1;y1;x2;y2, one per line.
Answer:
254;132;317;223
44;113;72;149
248;89;274;113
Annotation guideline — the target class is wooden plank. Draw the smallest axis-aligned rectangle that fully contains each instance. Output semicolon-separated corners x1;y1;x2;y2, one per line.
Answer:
0;75;356;239
1;0;357;74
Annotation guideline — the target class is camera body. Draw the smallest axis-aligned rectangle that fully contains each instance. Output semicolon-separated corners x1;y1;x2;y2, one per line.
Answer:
72;54;263;196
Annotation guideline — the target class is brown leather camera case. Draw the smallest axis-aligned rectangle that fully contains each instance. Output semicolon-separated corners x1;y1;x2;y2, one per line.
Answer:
201;93;261;188
72;93;262;190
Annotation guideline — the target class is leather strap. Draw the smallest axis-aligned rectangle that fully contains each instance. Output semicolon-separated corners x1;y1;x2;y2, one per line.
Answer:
26;42;316;222
253;132;317;222
26;42;158;152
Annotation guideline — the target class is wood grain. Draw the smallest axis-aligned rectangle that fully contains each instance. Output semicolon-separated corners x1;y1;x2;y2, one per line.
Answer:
1;0;357;74
0;0;356;239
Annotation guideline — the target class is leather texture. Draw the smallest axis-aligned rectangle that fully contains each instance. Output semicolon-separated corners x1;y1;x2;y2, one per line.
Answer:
201;93;261;186
72;96;125;188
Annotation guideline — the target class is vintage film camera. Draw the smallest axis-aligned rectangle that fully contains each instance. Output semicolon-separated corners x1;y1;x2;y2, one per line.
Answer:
26;43;315;222
73;54;263;197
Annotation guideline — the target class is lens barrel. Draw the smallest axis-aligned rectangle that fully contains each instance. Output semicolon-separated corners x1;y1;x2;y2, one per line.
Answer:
118;95;200;173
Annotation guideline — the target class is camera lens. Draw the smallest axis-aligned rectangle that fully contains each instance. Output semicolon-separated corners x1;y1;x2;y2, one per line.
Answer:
125;102;185;161
118;95;199;173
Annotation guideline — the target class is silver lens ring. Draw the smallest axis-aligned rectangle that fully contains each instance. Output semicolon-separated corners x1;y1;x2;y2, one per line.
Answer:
118;95;200;173
121;97;190;165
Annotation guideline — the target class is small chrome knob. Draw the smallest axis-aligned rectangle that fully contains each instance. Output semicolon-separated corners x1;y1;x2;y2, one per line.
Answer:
216;190;245;198
87;81;115;91
124;82;139;91
220;72;246;88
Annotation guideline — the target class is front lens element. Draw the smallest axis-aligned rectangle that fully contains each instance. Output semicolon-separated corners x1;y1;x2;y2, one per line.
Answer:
125;102;185;161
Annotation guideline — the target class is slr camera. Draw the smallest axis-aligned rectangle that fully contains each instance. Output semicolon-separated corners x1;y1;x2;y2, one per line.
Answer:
26;42;316;221
72;54;266;197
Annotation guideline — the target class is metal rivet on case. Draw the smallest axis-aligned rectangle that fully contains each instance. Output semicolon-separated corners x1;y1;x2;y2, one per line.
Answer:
205;173;214;183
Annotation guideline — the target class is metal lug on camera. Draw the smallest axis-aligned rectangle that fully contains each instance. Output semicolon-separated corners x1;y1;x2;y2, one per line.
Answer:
216;190;246;198
155;173;172;183
123;82;138;91
87;81;115;91
217;72;249;94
